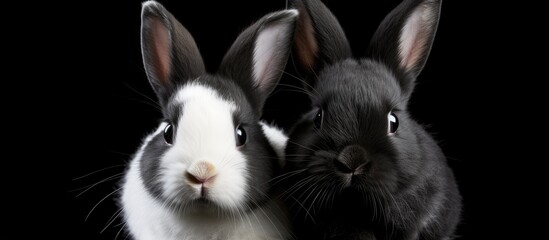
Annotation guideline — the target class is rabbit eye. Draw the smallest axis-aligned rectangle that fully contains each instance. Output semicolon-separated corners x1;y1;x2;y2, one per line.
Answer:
235;125;247;147
313;108;323;129
164;123;174;145
388;112;399;134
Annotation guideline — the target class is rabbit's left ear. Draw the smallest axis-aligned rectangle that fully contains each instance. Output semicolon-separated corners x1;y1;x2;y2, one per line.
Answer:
141;1;206;106
367;0;442;96
219;10;298;112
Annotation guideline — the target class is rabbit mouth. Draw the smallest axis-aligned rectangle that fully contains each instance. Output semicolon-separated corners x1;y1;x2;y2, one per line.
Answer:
175;197;225;216
189;197;217;209
193;197;214;205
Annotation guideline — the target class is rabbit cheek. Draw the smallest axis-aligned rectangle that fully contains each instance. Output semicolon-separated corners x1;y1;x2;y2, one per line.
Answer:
364;155;400;192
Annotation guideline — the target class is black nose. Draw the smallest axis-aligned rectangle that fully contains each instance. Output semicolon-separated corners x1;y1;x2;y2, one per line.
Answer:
335;145;369;174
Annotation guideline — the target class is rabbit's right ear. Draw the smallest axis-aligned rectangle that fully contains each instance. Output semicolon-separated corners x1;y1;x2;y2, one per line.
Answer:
367;0;442;97
290;0;351;87
141;1;206;105
219;10;298;114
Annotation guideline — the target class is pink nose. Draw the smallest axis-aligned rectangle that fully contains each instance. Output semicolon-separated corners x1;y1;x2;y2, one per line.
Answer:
185;161;217;184
185;171;216;184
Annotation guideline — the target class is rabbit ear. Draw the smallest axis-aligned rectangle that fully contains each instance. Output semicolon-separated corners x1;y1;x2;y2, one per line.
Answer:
290;0;352;84
219;10;298;112
141;1;206;105
367;0;442;96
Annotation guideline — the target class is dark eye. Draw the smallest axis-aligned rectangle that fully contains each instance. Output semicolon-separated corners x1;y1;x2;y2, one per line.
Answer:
313;108;323;129
388;112;399;134
235;125;247;147
164;123;174;145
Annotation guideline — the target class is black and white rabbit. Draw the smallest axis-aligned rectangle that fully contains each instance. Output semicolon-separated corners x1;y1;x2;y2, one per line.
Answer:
281;0;461;239
120;1;297;239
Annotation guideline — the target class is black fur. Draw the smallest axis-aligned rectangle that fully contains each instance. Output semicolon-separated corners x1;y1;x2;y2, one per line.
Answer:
140;3;205;106
367;0;441;97
220;10;301;114
140;133;168;198
282;0;461;239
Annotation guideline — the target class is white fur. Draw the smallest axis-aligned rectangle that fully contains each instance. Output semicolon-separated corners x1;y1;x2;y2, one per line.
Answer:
122;123;180;239
253;10;298;88
399;5;432;71
260;121;288;167
161;83;247;209
121;84;289;240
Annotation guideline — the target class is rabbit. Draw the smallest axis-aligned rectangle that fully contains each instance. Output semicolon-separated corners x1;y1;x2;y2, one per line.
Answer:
119;1;298;240
278;0;462;239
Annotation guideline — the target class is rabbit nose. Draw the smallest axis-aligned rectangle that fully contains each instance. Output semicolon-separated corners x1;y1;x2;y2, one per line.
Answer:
185;161;217;184
335;145;369;174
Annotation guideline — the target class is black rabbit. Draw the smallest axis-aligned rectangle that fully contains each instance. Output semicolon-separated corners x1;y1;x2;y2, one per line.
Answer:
280;0;461;239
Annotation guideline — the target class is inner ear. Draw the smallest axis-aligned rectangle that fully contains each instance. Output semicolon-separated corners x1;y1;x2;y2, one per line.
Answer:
251;10;298;97
399;5;433;73
253;23;287;90
294;7;318;71
148;18;171;86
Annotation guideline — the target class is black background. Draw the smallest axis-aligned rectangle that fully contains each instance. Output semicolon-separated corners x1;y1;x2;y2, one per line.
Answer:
51;0;531;239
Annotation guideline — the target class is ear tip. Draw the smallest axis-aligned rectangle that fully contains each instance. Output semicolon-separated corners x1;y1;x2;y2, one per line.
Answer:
142;0;159;9
267;9;299;23
285;9;300;17
141;0;165;15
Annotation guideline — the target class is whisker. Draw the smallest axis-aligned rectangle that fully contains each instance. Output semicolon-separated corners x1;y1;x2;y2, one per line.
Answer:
317;183;332;215
302;185;323;216
281;70;320;97
115;222;127;240
287;140;317;152
74;173;124;197
113;94;162;111
256;202;286;240
122;82;161;110
106;150;133;157
276;83;315;98
289;195;316;224
267;168;307;185
280;175;317;199
86;188;122;221
72;165;126;180
101;208;123;233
